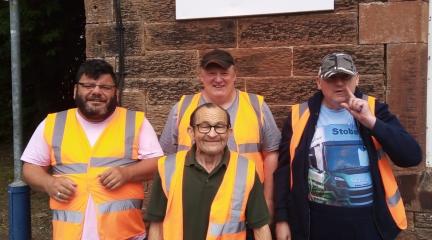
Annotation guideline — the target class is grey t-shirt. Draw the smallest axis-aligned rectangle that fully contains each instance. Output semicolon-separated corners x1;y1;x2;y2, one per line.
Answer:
308;104;373;207
159;90;281;155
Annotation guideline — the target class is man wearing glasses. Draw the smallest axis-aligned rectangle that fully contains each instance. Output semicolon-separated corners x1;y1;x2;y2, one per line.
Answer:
147;103;272;240
274;53;422;240
21;59;163;240
159;49;281;220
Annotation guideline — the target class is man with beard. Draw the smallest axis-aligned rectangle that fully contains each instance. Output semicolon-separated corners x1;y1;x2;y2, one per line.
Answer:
21;59;163;240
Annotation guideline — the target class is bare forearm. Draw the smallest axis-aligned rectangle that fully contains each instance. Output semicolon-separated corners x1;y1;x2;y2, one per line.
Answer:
263;151;278;216
253;224;272;240
148;222;163;240
22;163;53;193
124;157;159;181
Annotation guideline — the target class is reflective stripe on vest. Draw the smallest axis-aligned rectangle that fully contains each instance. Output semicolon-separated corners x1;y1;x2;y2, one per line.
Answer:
209;220;246;236
53;163;87;175
176;91;265;181
159;151;254;240
52;210;83;223
99;199;143;213
51;110;137;173
289;95;407;230
207;156;249;237
163;154;177;193
90;157;136;167
247;93;263;138
52;110;68;165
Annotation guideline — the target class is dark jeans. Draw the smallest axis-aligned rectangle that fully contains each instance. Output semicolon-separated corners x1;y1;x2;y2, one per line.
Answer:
309;202;382;240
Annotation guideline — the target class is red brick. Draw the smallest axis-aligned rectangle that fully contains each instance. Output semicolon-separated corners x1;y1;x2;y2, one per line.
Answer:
212;48;293;78
397;174;419;209
335;0;358;12
85;0;113;24
86;22;143;58
245;77;315;105
386;43;427;148
143;0;175;23
121;89;146;112
397;228;420;240
293;45;384;76
145;20;236;50
124;51;198;78
238;13;357;48
415;212;432;228
123;77;201;105
146;104;176;134
357;74;386;101
121;0;145;22
267;105;291;130
359;1;428;44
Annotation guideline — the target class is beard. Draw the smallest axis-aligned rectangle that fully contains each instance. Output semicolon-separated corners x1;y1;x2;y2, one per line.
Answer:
75;92;117;122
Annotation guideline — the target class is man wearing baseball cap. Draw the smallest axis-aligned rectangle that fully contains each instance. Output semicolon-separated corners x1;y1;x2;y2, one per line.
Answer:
274;53;421;240
157;49;280;233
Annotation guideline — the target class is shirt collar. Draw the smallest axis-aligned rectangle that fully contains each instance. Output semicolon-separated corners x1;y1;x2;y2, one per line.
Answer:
185;145;230;168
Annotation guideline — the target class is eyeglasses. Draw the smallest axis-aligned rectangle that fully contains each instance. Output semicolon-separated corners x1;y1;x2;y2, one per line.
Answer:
77;82;116;91
193;123;229;134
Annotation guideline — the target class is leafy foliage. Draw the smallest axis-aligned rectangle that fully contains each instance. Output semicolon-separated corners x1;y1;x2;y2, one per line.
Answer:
0;0;85;144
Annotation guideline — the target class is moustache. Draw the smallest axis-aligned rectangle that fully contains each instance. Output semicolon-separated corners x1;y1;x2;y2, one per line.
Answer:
86;97;105;102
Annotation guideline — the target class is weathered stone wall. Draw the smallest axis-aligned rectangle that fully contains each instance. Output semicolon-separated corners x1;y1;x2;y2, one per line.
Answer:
84;0;430;238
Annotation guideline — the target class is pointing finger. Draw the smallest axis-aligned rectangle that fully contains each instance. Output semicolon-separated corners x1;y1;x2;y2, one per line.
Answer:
345;86;356;99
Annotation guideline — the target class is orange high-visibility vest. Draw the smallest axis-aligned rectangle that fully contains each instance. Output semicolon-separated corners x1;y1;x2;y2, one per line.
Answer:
176;91;265;181
289;95;407;230
44;107;146;240
158;151;255;240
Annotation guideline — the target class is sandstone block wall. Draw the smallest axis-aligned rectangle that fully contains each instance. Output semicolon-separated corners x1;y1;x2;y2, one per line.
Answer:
84;0;430;238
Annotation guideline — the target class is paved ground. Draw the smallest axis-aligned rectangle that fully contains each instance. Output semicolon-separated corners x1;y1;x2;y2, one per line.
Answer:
0;144;51;240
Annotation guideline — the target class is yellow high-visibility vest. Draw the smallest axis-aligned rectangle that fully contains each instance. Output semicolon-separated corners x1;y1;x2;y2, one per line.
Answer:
176;91;265;181
158;150;255;240
44;107;146;240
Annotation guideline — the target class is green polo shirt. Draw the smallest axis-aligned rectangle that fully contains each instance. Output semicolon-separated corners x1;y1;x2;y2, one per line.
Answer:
145;146;269;240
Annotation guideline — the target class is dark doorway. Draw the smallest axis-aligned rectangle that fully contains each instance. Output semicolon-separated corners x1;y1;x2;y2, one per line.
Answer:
0;0;85;144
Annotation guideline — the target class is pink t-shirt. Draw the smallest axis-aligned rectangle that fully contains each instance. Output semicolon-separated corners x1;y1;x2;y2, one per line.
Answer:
21;110;164;240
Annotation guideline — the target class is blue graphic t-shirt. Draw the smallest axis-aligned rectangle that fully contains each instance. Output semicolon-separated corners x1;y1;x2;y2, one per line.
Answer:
308;104;373;207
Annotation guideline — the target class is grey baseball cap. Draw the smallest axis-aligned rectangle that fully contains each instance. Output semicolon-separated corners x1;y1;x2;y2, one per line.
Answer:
319;53;357;79
200;49;235;69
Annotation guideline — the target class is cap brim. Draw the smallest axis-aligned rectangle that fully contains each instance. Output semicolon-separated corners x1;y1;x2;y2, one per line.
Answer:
202;60;232;69
321;69;356;79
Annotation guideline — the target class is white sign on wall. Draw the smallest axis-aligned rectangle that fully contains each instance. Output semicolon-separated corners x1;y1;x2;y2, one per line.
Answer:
176;0;334;20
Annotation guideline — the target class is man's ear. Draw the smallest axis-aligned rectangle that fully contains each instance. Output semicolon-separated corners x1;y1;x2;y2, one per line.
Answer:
198;67;205;84
227;128;233;137
232;66;237;80
187;126;195;142
316;77;322;90
73;84;77;100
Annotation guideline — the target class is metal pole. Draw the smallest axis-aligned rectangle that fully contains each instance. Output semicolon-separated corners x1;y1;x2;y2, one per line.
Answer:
8;0;31;239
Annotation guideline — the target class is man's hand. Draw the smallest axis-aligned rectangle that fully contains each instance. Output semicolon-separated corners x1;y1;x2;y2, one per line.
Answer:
340;86;376;129
45;176;77;203
99;167;131;190
275;221;291;240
